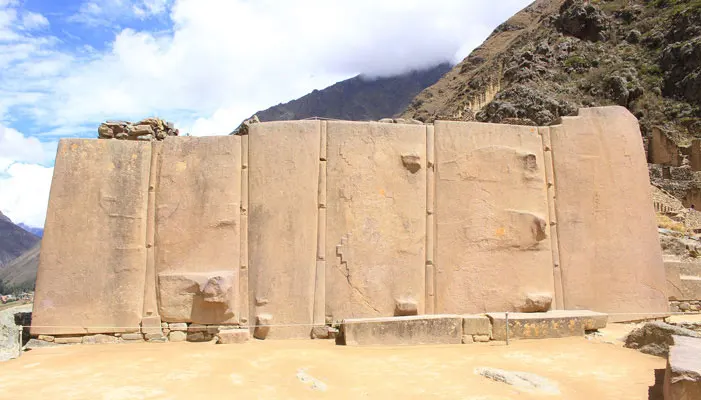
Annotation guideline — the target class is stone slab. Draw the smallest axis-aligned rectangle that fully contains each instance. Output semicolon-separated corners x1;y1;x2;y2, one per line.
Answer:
339;314;462;346
54;336;83;344
156;136;242;324
462;315;492;336
326;121;427;319
217;329;250;344
31;139;151;335
81;334;119;345
486;310;608;341
549;107;668;314
680;277;701;301
141;315;162;335
248;121;320;339
664;335;701;400
434;121;554;314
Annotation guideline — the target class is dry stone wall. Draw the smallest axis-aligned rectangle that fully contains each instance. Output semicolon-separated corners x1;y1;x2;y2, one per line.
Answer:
31;106;668;339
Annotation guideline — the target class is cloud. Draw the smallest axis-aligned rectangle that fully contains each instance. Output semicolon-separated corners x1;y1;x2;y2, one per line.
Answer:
20;11;49;30
0;124;56;165
70;0;171;26
16;0;531;136
0;162;53;227
0;124;55;227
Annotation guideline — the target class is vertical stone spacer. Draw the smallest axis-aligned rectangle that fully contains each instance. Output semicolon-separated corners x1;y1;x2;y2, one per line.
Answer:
313;121;327;334
425;124;436;314
240;134;249;327
538;126;565;310
142;141;160;319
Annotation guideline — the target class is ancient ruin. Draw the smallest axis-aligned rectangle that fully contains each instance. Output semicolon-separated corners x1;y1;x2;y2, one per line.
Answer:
30;106;669;342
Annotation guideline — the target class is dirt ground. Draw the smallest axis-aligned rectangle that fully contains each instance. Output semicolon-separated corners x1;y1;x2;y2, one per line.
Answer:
0;324;668;400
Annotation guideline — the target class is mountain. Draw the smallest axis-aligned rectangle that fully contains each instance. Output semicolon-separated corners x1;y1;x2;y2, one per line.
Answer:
0;242;39;293
256;63;452;122
18;224;43;238
402;0;701;204
0;211;40;267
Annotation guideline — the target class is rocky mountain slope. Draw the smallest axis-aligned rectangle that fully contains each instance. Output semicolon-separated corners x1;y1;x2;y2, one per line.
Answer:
402;0;701;205
256;63;452;122
0;243;39;293
0;212;39;267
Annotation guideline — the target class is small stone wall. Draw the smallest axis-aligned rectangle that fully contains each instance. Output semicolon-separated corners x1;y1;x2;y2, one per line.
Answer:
28;322;251;347
98;117;179;141
670;300;701;313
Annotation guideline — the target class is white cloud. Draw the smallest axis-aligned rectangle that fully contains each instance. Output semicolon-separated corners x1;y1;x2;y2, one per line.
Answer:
21;11;49;30
0;124;55;227
27;0;532;135
70;0;171;25
0;162;53;227
0;124;56;165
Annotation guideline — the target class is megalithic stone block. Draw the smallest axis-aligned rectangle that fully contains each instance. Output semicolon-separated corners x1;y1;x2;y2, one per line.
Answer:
31;139;151;335
549;107;668;315
155;136;242;324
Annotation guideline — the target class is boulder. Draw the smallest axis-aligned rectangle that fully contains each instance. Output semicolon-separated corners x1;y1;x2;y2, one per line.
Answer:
664;335;701;400
169;331;186;342
217;329;250;344
624;321;701;357
516;293;553;313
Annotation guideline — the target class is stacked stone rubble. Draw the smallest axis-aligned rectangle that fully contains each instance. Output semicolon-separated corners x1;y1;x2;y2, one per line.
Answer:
98;117;179;141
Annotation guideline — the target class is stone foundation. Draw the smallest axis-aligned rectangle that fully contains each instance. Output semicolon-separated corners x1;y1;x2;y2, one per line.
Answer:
670;300;701;313
28;322;251;347
338;311;608;346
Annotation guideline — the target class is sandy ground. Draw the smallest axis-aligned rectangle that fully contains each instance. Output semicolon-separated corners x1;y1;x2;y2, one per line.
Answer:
0;327;666;400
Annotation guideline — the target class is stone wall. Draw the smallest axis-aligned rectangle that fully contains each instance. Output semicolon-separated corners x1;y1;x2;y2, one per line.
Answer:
31;106;668;339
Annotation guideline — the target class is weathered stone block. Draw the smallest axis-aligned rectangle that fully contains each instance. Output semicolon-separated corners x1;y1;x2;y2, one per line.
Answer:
462;335;474;344
141;315;162;335
144;333;166;340
434;121;553;314
31;140;151;335
473;335;491;343
121;333;144;341
515;293;553;313
253;314;272;340
550;107;667;314
487;310;608;341
463;315;492;336
395;298;419;316
156;136;242;325
158;271;238;324
54;336;83;344
249;121;319;339
217;329;250;344
340;315;462;346
326;121;426;319
81;334;119;345
169;331;186;342
187;324;207;332
186;332;211;342
169;323;187;331
37;335;54;342
664;335;701;400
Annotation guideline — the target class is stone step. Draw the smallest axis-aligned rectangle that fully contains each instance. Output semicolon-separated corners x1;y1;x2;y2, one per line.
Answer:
486;310;608;341
339;315;462;346
665;335;701;399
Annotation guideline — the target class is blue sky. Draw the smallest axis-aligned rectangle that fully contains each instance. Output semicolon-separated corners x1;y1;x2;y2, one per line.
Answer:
0;0;532;227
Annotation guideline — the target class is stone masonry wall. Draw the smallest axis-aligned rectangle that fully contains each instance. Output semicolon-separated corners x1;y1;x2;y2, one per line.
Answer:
31;106;668;340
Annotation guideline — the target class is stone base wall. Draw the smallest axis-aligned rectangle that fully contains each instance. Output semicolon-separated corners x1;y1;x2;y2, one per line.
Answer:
670;300;701;313
29;322;251;346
